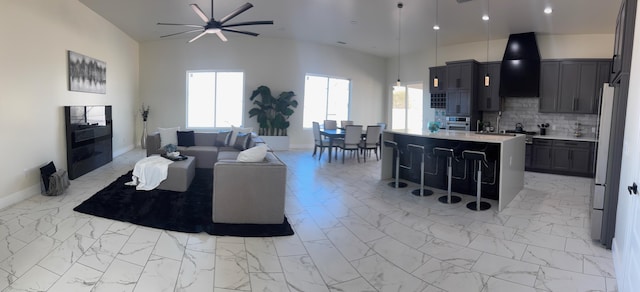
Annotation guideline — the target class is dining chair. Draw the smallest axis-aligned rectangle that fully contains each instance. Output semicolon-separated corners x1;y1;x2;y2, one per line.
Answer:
337;125;363;163
340;120;354;128
358;125;381;162
312;121;335;160
324;120;337;130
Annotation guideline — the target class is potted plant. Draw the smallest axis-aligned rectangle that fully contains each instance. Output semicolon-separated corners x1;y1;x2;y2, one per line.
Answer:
249;85;298;150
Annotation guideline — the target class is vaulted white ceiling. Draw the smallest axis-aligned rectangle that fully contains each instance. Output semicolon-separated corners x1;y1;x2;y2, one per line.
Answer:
79;0;622;57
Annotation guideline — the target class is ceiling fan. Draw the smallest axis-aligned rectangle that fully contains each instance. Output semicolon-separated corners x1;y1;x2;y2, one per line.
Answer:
157;0;274;43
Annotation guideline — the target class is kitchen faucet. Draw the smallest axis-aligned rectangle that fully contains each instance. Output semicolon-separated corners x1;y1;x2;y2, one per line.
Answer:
496;111;501;133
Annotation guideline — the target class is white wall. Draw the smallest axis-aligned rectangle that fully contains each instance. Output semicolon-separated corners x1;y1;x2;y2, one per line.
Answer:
0;0;139;207
139;37;387;149
388;34;614;129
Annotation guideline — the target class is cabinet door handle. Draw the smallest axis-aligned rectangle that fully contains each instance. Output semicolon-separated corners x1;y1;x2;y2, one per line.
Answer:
573;98;578;111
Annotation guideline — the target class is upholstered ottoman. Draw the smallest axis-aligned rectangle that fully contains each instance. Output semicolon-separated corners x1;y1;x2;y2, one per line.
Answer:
157;156;196;192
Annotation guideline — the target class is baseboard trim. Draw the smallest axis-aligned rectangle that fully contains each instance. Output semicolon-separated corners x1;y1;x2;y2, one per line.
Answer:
0;184;38;210
114;145;135;157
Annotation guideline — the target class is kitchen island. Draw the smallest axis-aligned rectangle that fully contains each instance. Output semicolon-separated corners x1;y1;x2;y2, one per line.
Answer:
381;129;525;211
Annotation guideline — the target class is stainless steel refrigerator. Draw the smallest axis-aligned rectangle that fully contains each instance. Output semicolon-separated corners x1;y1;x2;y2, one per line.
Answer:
591;84;615;241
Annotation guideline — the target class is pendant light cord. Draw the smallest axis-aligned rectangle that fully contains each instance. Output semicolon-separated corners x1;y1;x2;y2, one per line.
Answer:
486;0;490;66
435;0;438;67
397;2;403;84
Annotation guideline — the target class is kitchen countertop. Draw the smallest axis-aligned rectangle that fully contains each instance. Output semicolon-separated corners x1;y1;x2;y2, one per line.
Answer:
532;134;597;142
384;129;525;144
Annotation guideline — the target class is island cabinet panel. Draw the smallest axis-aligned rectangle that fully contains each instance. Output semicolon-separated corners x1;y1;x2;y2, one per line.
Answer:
394;134;501;200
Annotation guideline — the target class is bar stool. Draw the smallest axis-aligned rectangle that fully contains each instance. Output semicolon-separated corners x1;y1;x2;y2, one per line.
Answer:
432;147;462;204
407;144;434;197
462;150;492;211
384;140;407;188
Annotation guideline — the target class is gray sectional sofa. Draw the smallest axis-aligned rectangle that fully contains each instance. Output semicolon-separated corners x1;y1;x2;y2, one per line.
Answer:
145;131;287;224
146;132;242;168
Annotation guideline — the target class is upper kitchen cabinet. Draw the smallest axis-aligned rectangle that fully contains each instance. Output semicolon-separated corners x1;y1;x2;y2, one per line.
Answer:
539;59;611;114
445;60;478;116
446;60;476;91
429;66;447;94
611;0;632;84
477;62;501;112
558;61;598;114
539;61;561;113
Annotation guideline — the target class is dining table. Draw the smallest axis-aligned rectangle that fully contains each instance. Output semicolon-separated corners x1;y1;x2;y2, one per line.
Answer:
319;128;346;163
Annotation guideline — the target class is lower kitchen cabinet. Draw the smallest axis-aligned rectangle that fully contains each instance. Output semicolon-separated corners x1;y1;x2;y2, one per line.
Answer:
529;138;595;177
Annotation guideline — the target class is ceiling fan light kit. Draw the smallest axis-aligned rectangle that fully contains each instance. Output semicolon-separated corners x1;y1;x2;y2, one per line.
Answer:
158;0;273;43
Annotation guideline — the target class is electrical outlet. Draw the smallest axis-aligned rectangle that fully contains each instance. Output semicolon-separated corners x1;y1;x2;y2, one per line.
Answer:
592;127;596;133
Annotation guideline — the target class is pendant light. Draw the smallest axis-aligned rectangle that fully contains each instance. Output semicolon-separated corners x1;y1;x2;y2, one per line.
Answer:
433;0;440;88
394;2;404;90
483;0;491;87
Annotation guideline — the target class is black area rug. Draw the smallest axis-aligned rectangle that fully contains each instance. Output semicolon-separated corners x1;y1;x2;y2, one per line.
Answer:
73;168;294;237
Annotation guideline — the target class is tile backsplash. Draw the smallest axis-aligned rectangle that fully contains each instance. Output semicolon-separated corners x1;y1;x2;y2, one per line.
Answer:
482;97;598;138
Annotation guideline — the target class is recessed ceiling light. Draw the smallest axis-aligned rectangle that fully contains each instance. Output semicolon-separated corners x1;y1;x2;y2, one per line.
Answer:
433;24;440;30
337;41;347;45
544;7;552;14
350;20;358;25
482;15;489;21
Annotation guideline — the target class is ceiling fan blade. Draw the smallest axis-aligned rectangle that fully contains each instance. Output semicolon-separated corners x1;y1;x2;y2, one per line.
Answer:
219;3;253;25
215;31;228;42
188;31;208;43
160;29;203;38
157;23;204;28
190;4;210;22
222;20;273;28
221;28;259;37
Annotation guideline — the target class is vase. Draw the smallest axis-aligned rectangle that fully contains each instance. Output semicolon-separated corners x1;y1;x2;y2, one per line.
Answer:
141;121;148;149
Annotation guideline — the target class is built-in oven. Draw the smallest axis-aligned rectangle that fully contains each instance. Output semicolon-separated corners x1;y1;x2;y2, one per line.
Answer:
445;116;471;131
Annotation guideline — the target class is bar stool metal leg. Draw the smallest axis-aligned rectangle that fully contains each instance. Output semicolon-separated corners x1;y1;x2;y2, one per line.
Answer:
463;150;492;211
407;144;433;197
384;140;407;188
433;147;461;204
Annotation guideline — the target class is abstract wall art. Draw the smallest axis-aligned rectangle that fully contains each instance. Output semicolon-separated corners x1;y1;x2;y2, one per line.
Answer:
68;50;106;94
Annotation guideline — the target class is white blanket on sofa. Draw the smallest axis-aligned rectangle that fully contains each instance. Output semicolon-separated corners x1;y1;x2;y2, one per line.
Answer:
127;156;173;191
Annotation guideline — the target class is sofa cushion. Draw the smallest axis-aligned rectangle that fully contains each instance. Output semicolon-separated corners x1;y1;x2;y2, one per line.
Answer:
177;130;195;147
229;126;252;146
215;131;231;146
217;151;240;161
237;144;268;162
194;132;217;146
158;127;179;148
233;132;251;151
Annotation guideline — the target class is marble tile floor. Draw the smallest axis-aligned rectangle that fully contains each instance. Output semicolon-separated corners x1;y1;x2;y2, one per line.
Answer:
0;148;617;292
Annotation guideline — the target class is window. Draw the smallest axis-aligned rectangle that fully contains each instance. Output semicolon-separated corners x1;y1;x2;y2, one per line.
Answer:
391;83;423;130
302;74;351;128
186;71;243;128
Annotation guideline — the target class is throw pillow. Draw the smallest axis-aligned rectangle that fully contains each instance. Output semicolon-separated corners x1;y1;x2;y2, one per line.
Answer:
233;132;251;151
237;144;268;162
177;130;195;147
215;131;231;146
39;161;57;192
229;126;253;146
158;127;179;148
